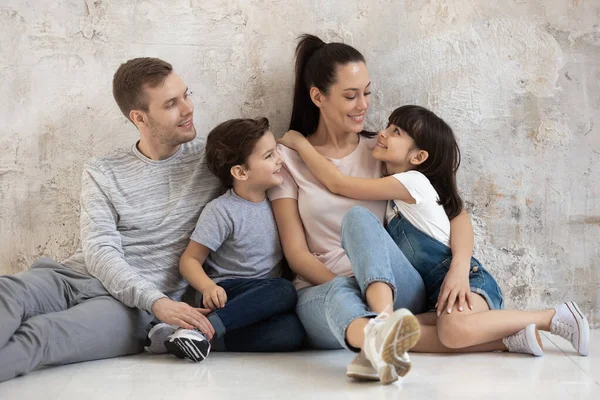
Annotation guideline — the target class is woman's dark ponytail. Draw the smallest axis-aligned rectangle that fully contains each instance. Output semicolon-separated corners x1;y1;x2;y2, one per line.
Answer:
289;34;326;136
289;34;367;137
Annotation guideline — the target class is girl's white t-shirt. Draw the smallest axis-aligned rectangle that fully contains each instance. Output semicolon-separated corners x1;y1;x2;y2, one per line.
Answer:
385;170;451;246
268;136;386;290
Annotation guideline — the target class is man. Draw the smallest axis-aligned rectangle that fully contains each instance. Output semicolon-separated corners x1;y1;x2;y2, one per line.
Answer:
0;58;222;382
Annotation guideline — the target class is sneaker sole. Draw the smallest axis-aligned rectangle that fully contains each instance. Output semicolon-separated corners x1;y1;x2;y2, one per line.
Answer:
380;310;420;382
566;301;590;356
525;324;544;356
347;363;404;384
346;370;381;382
164;332;210;363
347;364;399;385
392;359;412;378
379;364;400;385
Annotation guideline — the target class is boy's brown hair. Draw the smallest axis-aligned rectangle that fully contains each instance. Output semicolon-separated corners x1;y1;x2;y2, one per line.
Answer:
206;117;270;188
112;57;173;121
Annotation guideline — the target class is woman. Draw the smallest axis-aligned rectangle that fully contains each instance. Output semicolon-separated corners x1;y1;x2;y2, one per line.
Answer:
268;34;475;384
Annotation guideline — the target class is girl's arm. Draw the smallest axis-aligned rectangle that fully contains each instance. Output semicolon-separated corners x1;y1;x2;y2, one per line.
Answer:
436;209;475;315
279;131;413;203
449;209;474;269
271;198;337;285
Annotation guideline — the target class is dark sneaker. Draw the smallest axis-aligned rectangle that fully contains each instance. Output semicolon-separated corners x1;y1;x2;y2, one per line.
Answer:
165;328;211;362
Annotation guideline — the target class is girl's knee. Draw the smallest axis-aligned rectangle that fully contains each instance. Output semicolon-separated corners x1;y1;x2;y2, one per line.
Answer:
437;317;470;349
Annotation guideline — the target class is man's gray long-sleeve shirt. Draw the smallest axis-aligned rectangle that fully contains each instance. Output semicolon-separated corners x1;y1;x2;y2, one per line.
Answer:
62;136;222;313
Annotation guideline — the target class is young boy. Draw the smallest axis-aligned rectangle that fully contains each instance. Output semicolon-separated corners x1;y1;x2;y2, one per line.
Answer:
148;118;304;362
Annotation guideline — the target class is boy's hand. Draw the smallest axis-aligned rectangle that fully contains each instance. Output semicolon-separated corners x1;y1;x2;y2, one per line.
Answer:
278;130;308;150
201;284;227;310
435;266;473;316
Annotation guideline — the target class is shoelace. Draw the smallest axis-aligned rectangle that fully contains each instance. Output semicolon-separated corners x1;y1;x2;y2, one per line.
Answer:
366;305;393;330
364;311;390;355
505;330;531;353
369;312;390;325
552;319;574;340
365;312;389;335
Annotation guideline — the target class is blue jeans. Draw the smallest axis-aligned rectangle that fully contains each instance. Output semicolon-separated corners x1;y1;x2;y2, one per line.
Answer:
190;277;305;352
386;211;504;311
296;207;427;350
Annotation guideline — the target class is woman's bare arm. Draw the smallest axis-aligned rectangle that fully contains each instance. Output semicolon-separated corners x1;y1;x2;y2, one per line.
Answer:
271;198;337;286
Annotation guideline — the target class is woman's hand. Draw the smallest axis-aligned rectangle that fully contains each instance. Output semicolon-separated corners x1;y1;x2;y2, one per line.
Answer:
278;130;308;150
435;265;472;316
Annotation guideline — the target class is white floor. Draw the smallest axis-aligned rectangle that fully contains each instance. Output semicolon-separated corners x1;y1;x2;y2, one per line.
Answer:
1;331;598;400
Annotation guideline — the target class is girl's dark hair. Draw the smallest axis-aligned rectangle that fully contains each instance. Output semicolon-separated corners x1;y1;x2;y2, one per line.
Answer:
389;105;463;220
289;34;373;138
206;117;270;189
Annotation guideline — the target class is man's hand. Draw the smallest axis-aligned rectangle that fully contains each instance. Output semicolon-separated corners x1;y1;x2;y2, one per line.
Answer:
201;283;227;310
151;298;215;339
436;265;473;317
278;130;308;150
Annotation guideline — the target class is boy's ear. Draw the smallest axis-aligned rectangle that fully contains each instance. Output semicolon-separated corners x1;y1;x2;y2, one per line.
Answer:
410;150;429;166
230;165;248;182
309;86;324;108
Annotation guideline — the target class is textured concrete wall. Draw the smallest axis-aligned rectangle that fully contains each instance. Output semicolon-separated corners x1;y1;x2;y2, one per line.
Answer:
1;1;598;325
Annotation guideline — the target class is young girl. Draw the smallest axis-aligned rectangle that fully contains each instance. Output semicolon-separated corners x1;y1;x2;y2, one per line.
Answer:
279;105;589;359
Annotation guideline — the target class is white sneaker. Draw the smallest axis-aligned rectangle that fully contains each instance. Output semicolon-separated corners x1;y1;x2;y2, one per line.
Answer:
165;328;211;362
363;309;420;385
145;323;178;354
550;302;589;356
502;324;544;356
346;350;386;381
346;350;413;382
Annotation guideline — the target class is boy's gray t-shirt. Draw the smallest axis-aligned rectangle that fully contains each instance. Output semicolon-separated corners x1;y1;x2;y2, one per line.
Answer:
190;189;282;282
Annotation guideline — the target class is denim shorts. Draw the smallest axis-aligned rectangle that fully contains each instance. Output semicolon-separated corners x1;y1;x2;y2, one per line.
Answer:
386;212;504;311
